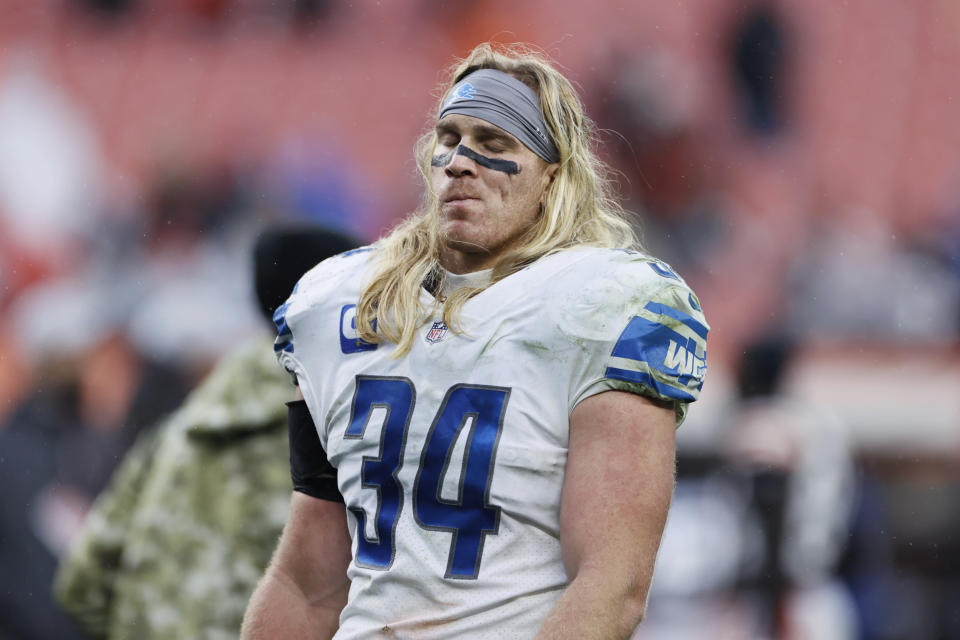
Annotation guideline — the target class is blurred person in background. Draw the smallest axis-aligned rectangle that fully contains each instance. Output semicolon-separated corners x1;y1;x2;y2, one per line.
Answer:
0;274;189;640
53;224;359;640
0;285;101;640
727;2;791;138
723;335;857;640
639;334;857;640
243;43;709;639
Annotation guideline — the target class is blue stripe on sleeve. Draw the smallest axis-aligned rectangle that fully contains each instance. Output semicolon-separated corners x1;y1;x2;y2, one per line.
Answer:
273;301;290;332
604;367;696;401
273;300;294;354
643;301;708;339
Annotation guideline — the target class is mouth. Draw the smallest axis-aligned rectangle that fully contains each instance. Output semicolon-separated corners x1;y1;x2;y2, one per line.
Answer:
442;194;478;204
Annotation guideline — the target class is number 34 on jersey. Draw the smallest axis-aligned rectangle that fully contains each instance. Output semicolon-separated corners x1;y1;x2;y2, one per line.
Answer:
346;376;510;580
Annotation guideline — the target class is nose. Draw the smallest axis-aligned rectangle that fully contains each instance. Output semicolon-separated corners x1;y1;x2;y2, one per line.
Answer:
444;147;477;178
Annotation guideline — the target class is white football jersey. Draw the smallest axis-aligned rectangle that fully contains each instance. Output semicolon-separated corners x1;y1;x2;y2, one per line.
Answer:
275;246;709;639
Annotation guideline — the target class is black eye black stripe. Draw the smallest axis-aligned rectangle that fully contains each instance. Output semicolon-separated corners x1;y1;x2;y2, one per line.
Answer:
431;145;520;175
431;149;455;167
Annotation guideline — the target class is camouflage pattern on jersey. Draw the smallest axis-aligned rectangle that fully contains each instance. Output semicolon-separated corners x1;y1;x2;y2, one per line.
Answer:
54;334;295;640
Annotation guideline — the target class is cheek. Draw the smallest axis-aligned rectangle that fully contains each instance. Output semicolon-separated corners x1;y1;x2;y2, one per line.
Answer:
505;173;543;210
430;167;445;192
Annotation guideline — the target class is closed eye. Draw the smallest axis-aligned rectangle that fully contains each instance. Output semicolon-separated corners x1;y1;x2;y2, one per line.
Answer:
435;122;461;148
474;124;517;150
437;133;459;147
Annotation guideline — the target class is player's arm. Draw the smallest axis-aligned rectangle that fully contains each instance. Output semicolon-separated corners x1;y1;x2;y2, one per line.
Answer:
241;391;352;640
241;492;351;640
535;390;677;640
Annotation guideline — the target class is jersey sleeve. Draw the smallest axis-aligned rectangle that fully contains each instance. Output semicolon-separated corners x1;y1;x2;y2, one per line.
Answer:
568;255;709;425
272;245;376;380
270;246;378;447
272;290;298;373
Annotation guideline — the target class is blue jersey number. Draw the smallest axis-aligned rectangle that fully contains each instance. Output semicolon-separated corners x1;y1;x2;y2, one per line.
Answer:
415;384;509;578
344;376;415;569
346;377;510;580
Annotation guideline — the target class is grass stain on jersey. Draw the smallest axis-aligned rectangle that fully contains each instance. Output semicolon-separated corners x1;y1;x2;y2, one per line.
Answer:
522;340;551;354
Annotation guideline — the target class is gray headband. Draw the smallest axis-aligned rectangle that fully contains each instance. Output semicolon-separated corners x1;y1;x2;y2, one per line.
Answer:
438;69;560;164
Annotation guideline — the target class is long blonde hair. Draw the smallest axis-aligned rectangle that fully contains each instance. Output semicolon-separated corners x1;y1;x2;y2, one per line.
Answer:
356;42;640;356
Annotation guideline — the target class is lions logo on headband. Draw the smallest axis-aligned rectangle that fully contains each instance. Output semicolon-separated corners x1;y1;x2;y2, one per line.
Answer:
444;82;476;108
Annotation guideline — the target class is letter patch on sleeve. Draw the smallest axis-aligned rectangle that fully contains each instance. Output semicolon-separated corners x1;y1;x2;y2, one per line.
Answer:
340;304;378;354
605;300;708;402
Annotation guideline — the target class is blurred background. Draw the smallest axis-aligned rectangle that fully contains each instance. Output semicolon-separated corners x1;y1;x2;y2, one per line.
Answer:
0;0;958;638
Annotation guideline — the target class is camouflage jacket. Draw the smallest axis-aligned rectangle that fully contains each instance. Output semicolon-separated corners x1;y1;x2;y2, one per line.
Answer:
55;334;295;640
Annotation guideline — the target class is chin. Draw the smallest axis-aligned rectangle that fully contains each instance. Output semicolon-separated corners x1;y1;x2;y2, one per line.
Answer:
442;235;488;254
440;226;489;255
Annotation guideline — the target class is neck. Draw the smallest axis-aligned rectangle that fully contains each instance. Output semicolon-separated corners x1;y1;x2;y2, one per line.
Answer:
437;263;493;299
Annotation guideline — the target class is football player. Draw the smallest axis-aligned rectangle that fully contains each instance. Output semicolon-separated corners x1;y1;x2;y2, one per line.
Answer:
242;42;709;640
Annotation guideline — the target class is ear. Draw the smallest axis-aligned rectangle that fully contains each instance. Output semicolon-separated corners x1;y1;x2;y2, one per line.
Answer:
545;162;560;184
539;162;560;207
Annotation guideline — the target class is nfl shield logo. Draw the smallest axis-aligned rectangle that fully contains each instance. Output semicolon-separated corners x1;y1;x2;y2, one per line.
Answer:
425;321;448;344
